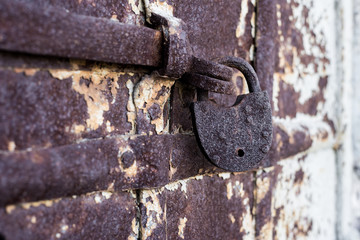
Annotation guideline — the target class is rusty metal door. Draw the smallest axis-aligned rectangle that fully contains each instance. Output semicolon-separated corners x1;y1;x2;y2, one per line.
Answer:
0;0;353;239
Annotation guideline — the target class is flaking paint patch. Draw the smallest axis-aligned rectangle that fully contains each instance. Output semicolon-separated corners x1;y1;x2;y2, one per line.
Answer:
144;0;174;23
8;141;16;152
239;199;255;240
5;205;16;214
70;124;85;134
107;181;115;192
169;156;177;180
128;217;139;240
93;192;112;203
13;68;38;76
250;0;256;38
272;0;336;121
141;189;164;239
164;181;180;192
235;0;255;60
257;221;272;240
270;150;336;239
256;171;271;203
273;115;335;154
30;216;37;224
219;172;231;180
236;1;249;39
6;198;62;213
134;75;175;134
129;0;140;15
227;182;233;200
229;213;236;224
126;79;136;134
49;67;128;131
178;217;187;239
226;180;246;200
110;15;119;21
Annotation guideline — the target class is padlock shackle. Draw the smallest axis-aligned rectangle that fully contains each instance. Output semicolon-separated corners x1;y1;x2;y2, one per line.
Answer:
218;56;261;93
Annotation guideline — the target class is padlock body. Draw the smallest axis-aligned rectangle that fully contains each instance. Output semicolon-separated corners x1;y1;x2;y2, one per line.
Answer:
192;91;272;172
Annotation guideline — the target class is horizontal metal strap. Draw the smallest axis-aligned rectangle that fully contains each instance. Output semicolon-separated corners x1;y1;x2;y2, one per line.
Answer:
0;121;332;206
182;72;237;95
190;57;234;81
0;0;163;67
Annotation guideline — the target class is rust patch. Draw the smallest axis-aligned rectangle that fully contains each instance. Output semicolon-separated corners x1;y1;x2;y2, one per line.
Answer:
0;70;87;150
0;191;137;239
294;168;305;184
24;0;145;25
49;67;122;130
140;172;255;239
165;0;255;134
0;67;142;150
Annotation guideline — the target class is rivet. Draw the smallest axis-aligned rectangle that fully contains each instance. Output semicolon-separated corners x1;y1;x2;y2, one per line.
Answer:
262;131;270;138
245;105;252;113
260;145;270;153
219;132;226;140
263;102;270;110
246;116;254;124
213;155;220;164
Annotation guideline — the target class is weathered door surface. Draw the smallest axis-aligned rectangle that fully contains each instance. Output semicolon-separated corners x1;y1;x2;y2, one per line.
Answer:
0;0;359;239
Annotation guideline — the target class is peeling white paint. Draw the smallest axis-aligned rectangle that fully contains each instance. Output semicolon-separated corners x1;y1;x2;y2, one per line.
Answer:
178;217;187;239
140;189;164;239
49;68;128;132
133;75;175;134
272;150;336;239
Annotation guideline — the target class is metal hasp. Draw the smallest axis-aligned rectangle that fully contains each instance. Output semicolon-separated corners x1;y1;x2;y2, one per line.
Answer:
0;0;163;67
192;57;273;172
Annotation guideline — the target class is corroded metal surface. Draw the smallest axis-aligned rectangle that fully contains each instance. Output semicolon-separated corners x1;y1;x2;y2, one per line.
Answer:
193;91;272;172
192;57;272;172
18;0;145;25
0;0;162;67
182;73;237;95
0;0;344;239
0;122;333;206
147;10;193;78
0;191;137;240
0;69;141;150
0;135;171;206
139;172;254;239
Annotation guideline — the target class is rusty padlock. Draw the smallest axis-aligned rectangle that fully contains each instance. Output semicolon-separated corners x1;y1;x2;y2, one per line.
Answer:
192;57;273;172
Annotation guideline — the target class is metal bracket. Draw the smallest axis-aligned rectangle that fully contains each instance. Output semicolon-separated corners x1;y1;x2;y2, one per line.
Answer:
146;8;193;79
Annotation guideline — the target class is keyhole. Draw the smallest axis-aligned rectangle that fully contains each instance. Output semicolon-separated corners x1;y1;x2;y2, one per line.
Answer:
237;149;245;157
